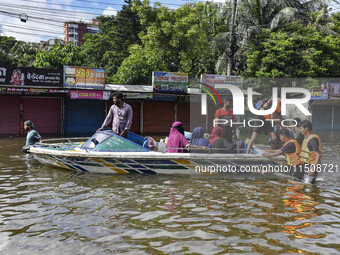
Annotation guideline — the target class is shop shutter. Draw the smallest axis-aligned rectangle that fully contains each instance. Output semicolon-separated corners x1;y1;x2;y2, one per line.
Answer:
0;96;20;136
64;99;105;136
23;97;61;135
177;103;190;131
312;105;332;131
190;102;216;134
334;106;340;131
143;101;175;134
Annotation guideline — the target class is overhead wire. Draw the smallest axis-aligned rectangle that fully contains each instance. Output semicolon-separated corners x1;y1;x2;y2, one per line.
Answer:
0;2;102;17
22;0;186;8
0;0;337;42
2;28;64;39
0;22;64;35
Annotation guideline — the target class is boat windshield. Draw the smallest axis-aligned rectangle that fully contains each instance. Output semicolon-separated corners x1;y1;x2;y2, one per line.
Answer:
82;132;112;149
80;131;150;152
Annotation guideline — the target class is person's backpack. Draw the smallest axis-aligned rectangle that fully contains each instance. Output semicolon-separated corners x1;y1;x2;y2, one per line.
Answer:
255;98;270;110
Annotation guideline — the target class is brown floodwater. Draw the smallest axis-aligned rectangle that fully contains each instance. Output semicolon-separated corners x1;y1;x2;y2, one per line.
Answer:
0;132;340;254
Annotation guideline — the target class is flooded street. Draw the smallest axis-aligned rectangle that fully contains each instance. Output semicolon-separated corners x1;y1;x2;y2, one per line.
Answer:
1;133;340;254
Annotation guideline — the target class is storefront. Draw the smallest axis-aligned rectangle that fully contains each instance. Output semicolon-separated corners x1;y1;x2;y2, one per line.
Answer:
22;97;62;135
0;95;20;136
0;90;65;136
0;66;64;136
63;99;106;136
312;100;340;131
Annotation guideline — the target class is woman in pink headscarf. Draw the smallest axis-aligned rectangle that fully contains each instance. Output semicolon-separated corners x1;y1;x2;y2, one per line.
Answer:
166;121;189;153
209;126;233;153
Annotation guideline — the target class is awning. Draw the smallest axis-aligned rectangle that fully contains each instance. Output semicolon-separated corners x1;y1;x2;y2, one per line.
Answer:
105;84;153;93
312;99;340;105
187;87;262;96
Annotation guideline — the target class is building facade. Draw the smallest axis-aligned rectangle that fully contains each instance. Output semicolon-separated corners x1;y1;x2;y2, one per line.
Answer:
63;19;99;46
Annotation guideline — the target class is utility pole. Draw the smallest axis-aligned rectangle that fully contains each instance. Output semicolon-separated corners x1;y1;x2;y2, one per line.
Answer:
227;0;237;76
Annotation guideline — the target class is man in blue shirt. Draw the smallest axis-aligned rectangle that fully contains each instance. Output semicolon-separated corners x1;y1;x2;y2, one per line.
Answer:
24;120;42;147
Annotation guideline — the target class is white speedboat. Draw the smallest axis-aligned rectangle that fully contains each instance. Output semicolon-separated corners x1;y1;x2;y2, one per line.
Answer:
28;131;285;174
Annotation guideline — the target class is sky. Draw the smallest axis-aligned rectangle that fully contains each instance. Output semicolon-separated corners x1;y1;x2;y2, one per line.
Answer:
0;0;339;43
0;0;209;43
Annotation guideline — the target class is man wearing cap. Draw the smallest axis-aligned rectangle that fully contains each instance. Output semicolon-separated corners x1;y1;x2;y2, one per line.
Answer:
24;120;42;146
263;129;303;177
97;92;133;138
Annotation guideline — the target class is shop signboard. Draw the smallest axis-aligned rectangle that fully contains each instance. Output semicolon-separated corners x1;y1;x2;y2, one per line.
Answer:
70;90;110;100
64;66;105;89
152;72;189;92
124;92;153;99
0;86;68;95
201;74;243;89
310;89;328;100
328;83;340;97
0;66;63;87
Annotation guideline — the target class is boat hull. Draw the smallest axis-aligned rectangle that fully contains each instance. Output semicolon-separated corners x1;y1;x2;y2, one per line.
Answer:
30;148;285;175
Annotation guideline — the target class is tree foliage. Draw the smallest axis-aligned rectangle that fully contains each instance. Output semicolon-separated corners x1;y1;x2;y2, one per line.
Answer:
34;44;87;69
113;45;168;84
114;1;226;84
243;22;340;80
83;0;143;82
0;36;18;66
0;0;338;84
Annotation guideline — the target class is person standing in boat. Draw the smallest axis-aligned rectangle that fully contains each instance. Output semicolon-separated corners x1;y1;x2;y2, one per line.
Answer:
22;120;42;152
97;92;132;138
299;120;322;184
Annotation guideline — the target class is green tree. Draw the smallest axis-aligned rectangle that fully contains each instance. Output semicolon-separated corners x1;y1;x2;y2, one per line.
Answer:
215;0;331;74
243;22;340;82
34;44;87;69
113;45;168;84
123;1;226;82
0;36;17;66
83;0;143;82
10;41;39;67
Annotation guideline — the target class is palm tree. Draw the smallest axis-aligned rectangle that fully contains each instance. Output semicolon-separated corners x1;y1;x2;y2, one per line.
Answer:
10;41;38;67
214;0;332;75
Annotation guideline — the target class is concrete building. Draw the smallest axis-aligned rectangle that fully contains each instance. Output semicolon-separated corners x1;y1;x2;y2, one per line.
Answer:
64;19;99;46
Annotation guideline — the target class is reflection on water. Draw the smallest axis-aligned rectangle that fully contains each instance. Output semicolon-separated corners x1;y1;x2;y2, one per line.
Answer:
0;134;340;254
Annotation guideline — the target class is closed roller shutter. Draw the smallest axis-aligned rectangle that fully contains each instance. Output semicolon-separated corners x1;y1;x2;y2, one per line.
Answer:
23;97;61;135
107;100;140;134
334;106;340;131
177;103;190;131
312;105;332;131
190;102;216;133
143;101;174;134
64;99;105;136
0;96;20;136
